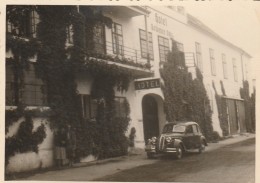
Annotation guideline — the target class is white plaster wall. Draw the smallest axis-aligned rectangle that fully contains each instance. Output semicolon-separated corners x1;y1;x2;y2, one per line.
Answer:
6;117;54;173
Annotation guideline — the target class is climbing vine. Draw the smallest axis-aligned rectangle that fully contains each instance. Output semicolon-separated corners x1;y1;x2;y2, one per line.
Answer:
5;5;47;166
240;80;254;132
5;114;46;166
6;5;133;165
160;40;213;140
212;81;229;136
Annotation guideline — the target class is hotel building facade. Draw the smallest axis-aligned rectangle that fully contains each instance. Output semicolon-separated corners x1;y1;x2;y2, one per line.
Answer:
5;6;252;173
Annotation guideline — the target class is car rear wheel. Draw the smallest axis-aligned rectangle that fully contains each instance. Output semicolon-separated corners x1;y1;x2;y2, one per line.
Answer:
175;146;183;159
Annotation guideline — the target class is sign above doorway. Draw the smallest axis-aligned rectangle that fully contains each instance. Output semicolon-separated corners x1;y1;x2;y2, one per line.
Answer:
135;78;160;90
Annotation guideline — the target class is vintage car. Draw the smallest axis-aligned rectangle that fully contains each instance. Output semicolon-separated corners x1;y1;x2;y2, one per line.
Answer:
145;121;207;159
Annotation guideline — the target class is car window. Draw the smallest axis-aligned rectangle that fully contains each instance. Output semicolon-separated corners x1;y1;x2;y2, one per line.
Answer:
192;125;199;134
186;125;193;134
172;125;186;133
162;124;174;133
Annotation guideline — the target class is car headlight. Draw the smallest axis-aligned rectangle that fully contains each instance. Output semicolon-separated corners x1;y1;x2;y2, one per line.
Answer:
151;137;157;144
165;136;172;143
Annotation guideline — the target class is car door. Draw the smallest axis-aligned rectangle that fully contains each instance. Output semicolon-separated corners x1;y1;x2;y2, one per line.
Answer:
183;125;194;149
192;124;201;149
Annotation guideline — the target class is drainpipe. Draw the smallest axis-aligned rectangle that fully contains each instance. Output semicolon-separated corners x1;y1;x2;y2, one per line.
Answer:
144;14;150;65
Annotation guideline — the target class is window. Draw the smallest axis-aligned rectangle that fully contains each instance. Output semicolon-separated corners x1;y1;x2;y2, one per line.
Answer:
192;125;199;134
79;95;127;119
115;97;127;118
209;49;216;76
139;29;154;60
186;125;193;134
158;36;169;62
93;24;106;54
6;9;39;38
195;42;203;72
66;25;73;44
79;94;98;119
176;42;184;52
233;58;238;82
112;23;124;56
6;63;47;106
6;64;16;105
222;54;228;79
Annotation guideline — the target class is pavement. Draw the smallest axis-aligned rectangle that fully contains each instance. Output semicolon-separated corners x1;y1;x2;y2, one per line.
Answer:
13;133;255;181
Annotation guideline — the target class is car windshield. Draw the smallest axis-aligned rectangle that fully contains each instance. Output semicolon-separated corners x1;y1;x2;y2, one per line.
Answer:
162;124;174;133
162;124;186;133
172;125;186;133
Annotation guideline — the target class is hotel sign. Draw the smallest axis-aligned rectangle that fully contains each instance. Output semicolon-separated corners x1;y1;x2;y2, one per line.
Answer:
135;79;160;90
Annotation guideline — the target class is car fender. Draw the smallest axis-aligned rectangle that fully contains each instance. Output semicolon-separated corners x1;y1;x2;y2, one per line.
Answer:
200;136;208;146
173;138;186;151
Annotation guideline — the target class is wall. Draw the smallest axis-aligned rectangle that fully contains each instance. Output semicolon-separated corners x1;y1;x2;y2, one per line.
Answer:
6;117;53;173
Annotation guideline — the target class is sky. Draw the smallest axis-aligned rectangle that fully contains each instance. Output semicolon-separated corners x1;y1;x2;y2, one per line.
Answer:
184;2;260;59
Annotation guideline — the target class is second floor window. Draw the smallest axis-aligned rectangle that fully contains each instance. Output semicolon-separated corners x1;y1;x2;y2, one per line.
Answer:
233;58;238;82
139;29;154;60
176;42;184;52
93;24;106;54
158;36;169;62
222;54;228;79
112;23;123;56
209;49;216;76
66;25;73;44
195;42;203;72
7;9;39;38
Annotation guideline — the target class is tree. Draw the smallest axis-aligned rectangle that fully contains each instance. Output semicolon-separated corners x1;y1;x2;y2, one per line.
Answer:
160;39;213;140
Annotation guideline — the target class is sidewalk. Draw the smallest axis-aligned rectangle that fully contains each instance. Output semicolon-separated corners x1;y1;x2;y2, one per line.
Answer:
17;133;255;181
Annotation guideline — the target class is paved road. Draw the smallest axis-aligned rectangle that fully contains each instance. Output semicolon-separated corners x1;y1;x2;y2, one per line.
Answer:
95;138;255;183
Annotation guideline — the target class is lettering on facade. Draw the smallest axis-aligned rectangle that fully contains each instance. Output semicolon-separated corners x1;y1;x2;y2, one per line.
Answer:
135;78;161;90
155;13;167;26
151;13;174;38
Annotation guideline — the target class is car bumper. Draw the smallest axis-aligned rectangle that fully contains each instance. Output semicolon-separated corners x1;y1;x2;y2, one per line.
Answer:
145;144;156;153
161;147;177;153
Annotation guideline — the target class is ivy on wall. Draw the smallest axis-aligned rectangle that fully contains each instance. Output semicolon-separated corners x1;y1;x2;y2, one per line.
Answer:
240;80;255;132
212;81;229;136
160;40;213;140
5;6;46;166
6;5;133;166
5;114;46;166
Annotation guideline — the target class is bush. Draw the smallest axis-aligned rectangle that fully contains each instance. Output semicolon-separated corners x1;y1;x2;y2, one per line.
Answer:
210;131;220;143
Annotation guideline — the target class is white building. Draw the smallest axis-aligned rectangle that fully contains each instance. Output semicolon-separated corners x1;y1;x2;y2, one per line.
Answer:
5;6;252;173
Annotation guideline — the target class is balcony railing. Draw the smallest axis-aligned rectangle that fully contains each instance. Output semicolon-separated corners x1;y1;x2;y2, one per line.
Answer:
88;40;151;70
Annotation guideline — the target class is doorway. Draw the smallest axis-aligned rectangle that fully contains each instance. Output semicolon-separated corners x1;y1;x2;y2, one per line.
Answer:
142;95;160;144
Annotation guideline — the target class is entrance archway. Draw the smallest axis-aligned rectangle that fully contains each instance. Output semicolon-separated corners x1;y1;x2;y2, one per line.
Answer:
142;95;160;144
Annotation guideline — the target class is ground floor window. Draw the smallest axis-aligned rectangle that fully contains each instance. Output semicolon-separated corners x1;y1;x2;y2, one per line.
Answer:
79;95;127;119
6;62;47;106
79;94;98;119
115;97;127;118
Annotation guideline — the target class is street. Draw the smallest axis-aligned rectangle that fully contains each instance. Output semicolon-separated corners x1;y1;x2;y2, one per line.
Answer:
95;138;255;183
22;137;255;182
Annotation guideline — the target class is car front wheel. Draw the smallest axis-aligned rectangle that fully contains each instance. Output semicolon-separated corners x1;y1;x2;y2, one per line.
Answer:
175;146;183;159
198;142;206;154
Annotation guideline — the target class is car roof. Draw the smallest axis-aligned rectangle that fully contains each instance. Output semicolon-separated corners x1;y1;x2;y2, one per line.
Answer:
165;121;198;126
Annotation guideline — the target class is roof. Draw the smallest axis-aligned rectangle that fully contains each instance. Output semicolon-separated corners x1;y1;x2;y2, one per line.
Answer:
187;14;252;58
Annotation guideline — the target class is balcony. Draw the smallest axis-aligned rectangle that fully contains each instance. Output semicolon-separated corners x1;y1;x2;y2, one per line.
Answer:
87;41;153;79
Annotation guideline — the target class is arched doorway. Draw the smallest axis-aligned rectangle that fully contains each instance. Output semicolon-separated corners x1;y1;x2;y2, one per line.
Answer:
142;95;160;144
